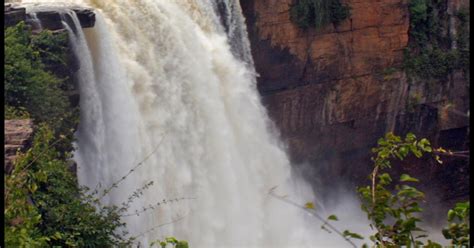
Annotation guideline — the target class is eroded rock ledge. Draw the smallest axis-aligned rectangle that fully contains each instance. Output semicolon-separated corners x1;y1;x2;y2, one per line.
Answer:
241;0;469;211
4;3;95;29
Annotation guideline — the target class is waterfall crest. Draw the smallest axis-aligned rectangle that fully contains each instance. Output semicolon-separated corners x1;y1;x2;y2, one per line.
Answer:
20;0;365;247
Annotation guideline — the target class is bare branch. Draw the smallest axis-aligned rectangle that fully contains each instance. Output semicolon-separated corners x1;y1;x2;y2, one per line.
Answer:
120;197;196;217
268;187;358;248
100;133;167;199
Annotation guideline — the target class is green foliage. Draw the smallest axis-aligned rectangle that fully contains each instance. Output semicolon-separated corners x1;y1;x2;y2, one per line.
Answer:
329;0;351;24
150;237;189;248
5;125;134;247
403;47;463;80
455;8;470;50
404;0;470;80
442;201;470;246
30;29;69;71
284;132;468;247
4;22;189;248
353;133;469;247
356;133;436;246
5;105;31;119
407;0;442;47
343;230;364;240
4;22;79;154
290;0;351;29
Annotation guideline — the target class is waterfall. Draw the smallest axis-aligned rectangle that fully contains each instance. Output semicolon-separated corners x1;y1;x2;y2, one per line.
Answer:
26;12;42;30
22;0;369;247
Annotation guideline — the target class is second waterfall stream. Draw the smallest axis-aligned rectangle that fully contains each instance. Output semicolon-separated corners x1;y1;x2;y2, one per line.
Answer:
22;0;369;247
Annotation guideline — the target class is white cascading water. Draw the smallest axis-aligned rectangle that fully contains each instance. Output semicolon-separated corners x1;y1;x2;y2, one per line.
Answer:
22;0;371;247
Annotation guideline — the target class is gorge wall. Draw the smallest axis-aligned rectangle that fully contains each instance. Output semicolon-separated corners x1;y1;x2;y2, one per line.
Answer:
241;0;469;210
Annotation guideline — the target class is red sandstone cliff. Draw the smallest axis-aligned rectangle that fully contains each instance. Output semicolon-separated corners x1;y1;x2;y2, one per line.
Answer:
241;0;469;209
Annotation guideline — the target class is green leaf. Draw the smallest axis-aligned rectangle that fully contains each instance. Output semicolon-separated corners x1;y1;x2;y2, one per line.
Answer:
304;202;315;210
327;215;338;221
447;209;455;221
176;241;189;248
400;174;419;182
52;232;62;240
378;173;392;185
398;146;409;158
30;183;38;193
455;201;469;210
343;230;364;239
411;147;423;158
435;155;443;164
166;237;178;244
405;133;416;142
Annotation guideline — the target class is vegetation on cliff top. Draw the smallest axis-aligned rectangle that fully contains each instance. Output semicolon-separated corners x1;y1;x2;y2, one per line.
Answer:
290;0;351;29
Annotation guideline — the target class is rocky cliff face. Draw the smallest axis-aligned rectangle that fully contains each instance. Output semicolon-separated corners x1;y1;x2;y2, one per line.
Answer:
241;0;469;209
4;119;34;173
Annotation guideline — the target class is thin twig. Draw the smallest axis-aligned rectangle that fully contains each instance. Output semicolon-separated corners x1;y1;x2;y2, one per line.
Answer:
120;197;196;217
268;187;358;248
371;165;379;206
433;150;469;158
133;214;187;238
18;138;64;174
99;133;167;200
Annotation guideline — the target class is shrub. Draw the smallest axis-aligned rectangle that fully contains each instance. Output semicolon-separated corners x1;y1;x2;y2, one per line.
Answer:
283;133;469;247
355;133;469;247
403;47;462;80
5;125;133;247
5;22;79;154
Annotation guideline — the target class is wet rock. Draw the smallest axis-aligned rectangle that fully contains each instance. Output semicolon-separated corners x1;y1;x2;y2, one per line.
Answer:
4;4;95;29
73;8;95;28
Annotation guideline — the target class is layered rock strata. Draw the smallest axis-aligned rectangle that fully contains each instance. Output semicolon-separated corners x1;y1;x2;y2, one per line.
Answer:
4;119;34;173
241;0;469;210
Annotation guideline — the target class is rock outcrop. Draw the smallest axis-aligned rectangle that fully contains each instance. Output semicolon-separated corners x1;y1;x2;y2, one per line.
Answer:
4;3;95;29
241;0;469;209
4;119;34;173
